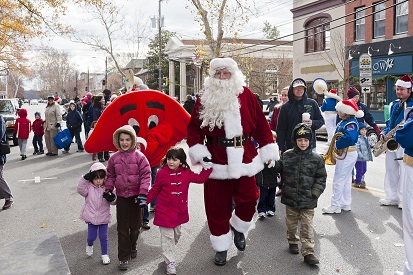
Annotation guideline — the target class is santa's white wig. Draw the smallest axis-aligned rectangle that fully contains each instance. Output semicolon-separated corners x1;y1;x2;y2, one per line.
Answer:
199;58;246;131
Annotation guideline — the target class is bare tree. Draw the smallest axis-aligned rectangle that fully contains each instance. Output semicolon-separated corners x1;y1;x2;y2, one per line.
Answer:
189;0;251;58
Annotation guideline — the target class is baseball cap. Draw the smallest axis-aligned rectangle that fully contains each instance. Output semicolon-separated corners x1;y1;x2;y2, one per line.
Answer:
292;79;306;88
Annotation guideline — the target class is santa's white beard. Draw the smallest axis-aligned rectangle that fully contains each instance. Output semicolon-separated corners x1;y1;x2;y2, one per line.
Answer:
199;76;243;131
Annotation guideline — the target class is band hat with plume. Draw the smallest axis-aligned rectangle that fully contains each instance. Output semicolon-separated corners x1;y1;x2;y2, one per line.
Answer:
395;74;413;88
209;57;239;77
336;99;364;118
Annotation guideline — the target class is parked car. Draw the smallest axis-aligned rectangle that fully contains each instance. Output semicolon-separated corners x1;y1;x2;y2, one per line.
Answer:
30;99;39;105
0;99;19;146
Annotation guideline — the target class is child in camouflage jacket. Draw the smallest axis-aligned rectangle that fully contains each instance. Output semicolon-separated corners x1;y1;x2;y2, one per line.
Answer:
275;123;327;266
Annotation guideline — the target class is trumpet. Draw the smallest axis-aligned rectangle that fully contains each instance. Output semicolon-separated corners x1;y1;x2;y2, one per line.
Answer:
372;121;404;157
323;132;348;165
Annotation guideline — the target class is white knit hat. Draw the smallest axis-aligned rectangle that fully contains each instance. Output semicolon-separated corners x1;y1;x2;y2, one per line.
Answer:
336;99;364;118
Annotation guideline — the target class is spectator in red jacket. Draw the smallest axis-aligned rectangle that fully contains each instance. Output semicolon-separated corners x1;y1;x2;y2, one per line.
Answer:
32;112;44;155
14;108;31;160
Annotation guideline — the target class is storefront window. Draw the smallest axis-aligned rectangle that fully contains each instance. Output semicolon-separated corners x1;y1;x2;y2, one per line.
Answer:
360;82;386;111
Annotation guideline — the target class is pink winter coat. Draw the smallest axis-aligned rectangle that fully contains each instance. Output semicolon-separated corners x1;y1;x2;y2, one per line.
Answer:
14;109;31;139
105;150;151;198
147;165;212;228
77;178;115;225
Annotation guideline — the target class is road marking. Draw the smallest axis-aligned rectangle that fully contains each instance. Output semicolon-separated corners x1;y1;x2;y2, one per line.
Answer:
18;177;57;183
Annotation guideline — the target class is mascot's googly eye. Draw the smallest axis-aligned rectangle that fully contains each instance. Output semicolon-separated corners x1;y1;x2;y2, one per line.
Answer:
148;115;159;130
128;118;140;135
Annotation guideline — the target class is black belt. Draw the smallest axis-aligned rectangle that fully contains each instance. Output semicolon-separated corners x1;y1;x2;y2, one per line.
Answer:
206;135;250;148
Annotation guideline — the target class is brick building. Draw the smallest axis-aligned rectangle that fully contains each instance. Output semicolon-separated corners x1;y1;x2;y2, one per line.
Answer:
345;0;413;122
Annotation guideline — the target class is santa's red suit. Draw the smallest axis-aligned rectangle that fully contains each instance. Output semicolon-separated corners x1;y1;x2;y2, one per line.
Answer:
187;85;279;252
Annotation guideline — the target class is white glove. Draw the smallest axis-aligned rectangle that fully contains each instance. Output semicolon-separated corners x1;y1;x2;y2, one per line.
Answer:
200;157;213;170
267;160;276;168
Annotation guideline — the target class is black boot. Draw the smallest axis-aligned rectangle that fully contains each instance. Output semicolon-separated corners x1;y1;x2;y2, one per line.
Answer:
230;226;245;251
214;251;227;266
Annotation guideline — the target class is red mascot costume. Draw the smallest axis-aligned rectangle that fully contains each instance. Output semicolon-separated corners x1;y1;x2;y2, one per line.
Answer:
187;57;279;266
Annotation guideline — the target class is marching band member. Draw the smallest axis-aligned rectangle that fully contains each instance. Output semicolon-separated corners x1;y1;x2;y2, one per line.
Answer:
394;105;413;275
379;75;413;209
321;88;342;145
322;99;363;214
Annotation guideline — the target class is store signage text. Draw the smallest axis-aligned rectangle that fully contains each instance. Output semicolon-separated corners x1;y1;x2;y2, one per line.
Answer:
372;58;394;73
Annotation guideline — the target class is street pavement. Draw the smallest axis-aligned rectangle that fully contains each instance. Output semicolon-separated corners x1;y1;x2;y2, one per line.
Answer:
0;103;407;275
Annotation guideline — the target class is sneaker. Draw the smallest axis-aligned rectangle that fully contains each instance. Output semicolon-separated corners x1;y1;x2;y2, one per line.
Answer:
33;152;38;155
341;205;351;211
38;151;44;155
62;150;69;154
2;200;13;210
398;203;402;209
86;245;93;257
166;261;176;275
353;183;362;188
258;212;266;219
322;205;341;214
266;210;275;216
118;260;128;271
360;181;366;189
77;149;84;153
304;254;320;265
142;222;150;230
289;243;299;254
379;199;398;206
101;254;110;265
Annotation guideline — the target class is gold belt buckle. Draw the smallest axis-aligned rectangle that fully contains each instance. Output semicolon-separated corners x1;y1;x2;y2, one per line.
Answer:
233;135;243;148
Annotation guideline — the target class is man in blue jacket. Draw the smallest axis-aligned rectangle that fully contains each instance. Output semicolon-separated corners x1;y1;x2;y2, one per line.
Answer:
276;78;324;153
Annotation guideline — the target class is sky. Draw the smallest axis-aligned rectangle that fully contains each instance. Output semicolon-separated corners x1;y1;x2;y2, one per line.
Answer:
24;0;293;89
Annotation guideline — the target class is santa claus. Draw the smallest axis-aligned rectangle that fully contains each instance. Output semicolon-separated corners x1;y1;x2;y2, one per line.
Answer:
187;57;279;265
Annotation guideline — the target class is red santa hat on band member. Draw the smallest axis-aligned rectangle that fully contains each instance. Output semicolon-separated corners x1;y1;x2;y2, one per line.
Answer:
209;57;239;76
395;74;413;88
335;99;364;118
324;88;342;101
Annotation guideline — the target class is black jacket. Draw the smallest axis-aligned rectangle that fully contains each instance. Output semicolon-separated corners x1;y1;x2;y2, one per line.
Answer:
276;78;324;152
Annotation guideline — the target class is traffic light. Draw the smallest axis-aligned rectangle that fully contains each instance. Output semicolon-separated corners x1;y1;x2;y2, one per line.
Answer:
102;79;106;85
165;77;169;86
154;70;159;79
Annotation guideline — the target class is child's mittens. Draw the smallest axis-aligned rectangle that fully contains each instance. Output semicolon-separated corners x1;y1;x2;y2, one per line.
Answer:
311;189;321;199
103;190;116;202
135;194;147;208
83;171;95;181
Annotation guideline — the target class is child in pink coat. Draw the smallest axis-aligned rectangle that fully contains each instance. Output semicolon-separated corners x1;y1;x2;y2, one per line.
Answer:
77;162;116;265
147;147;212;275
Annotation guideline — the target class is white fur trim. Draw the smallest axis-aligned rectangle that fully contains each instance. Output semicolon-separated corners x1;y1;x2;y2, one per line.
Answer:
209;154;264;179
135;137;147;149
226;147;244;178
210;58;238;73
188;144;211;165
336;101;356;116
210;231;233;252
324;92;342;101
355;110;364;118
230;212;252;233
223;110;243;138
396;79;412;88
259;143;280;162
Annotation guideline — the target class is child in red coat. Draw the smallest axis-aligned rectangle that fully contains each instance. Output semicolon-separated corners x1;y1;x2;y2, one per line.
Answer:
32;112;44;155
147;147;212;275
14;108;31;160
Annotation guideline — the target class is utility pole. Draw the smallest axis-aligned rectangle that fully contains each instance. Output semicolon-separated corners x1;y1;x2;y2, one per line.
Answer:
158;0;162;91
105;56;108;90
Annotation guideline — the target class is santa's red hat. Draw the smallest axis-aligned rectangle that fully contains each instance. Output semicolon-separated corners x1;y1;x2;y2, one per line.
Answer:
324;89;342;101
395;74;413;88
335;99;364;118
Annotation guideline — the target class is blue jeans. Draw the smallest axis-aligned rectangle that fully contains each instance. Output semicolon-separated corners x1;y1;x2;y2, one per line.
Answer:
64;131;84;151
257;186;276;213
87;223;108;255
142;166;160;223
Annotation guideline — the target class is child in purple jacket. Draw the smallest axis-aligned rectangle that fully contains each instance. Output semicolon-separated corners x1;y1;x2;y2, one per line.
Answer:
147;147;212;275
77;162;116;265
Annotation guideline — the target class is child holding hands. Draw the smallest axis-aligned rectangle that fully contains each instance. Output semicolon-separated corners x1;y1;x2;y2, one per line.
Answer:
105;125;151;271
77;162;116;265
147;147;212;275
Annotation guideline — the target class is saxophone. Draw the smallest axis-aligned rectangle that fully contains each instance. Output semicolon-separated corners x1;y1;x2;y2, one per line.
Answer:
323;132;347;165
372;121;404;157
